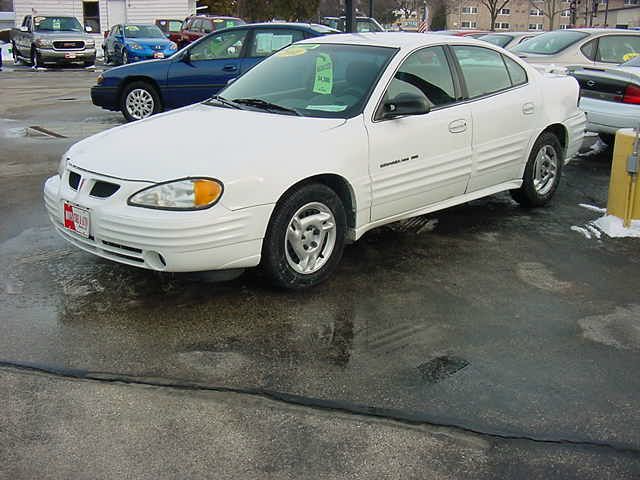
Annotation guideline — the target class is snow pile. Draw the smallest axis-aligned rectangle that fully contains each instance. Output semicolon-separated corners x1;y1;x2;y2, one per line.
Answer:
593;215;640;238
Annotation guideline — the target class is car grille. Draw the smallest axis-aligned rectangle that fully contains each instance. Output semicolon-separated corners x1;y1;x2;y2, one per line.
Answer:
53;41;85;50
153;45;164;50
67;170;120;198
68;171;81;190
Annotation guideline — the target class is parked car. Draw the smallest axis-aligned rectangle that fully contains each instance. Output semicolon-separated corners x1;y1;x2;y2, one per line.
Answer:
320;16;385;32
178;15;245;48
103;24;178;65
512;28;640;69
477;31;542;50
155;18;184;45
92;22;338;121
50;33;585;289
432;30;488;38
569;55;640;141
11;15;96;67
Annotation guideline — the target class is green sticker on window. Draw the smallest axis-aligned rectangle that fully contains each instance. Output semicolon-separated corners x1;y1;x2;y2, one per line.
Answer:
313;53;333;95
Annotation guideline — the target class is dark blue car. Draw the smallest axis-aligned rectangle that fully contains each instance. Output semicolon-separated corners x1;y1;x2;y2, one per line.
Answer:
92;23;339;122
103;24;178;65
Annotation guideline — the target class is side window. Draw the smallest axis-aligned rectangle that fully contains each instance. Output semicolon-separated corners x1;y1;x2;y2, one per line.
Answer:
384;46;456;110
596;35;640;63
202;20;214;34
581;39;597;60
189;29;248;61
503;55;527;86
452;45;511;98
190;19;203;32
249;29;305;58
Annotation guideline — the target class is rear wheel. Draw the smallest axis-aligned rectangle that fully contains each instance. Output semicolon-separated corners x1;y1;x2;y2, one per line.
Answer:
262;183;346;290
120;81;162;122
30;47;41;68
11;42;21;64
511;132;563;207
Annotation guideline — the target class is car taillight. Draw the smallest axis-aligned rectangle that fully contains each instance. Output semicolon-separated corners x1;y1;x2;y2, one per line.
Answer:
622;84;640;104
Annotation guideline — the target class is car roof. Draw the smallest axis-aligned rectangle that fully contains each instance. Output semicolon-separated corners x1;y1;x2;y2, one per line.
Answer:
299;32;488;49
187;15;242;20
563;28;640;35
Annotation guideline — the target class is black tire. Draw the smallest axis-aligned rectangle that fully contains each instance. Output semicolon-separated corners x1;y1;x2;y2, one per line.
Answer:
119;81;163;122
121;49;129;65
30;47;41;68
11;42;21;64
83;61;95;68
511;132;563;207
262;183;347;290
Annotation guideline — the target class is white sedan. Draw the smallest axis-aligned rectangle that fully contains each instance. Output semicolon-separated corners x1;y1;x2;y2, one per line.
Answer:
44;33;586;289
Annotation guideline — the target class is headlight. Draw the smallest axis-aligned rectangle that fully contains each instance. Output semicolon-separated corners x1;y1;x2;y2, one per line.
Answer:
85;39;95;47
35;38;53;48
96;74;104;85
128;178;223;210
128;42;143;51
58;156;68;178
168;42;177;51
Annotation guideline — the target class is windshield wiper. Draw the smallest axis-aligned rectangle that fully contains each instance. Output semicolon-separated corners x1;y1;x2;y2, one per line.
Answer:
205;95;241;109
232;98;300;116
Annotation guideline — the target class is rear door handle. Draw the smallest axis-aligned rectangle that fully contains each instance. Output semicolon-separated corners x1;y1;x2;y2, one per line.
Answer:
222;65;238;72
522;102;535;115
448;119;467;134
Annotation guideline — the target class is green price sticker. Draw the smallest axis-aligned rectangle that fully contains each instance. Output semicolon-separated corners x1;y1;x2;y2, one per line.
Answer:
313;54;333;95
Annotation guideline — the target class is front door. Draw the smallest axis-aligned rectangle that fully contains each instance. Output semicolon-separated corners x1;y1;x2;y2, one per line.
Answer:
367;46;473;221
165;28;249;108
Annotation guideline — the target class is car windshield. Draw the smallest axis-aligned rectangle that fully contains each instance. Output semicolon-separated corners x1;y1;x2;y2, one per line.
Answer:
623;54;640;66
125;25;165;38
213;18;244;29
478;34;513;47
215;43;397;119
512;30;589;55
34;16;83;32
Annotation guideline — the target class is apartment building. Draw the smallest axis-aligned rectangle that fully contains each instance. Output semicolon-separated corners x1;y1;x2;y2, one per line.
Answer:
446;0;638;31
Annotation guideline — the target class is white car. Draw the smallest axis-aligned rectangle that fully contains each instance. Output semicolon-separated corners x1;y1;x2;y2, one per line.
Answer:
44;33;586;289
477;32;542;50
512;28;640;70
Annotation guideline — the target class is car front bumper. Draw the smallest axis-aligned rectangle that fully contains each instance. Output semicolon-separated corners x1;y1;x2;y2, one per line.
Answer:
125;49;175;62
579;96;640;135
91;85;119;111
37;47;97;64
43;168;272;272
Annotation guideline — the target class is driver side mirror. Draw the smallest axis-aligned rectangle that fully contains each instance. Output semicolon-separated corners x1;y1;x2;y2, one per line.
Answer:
85;25;93;33
181;48;192;63
381;93;430;119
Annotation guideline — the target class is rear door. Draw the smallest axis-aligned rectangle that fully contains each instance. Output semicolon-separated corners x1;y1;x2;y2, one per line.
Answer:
241;27;306;73
165;28;249;108
450;45;539;192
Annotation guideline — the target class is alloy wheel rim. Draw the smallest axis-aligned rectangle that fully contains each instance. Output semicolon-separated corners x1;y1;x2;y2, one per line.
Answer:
533;144;558;195
126;89;154;120
284;202;337;275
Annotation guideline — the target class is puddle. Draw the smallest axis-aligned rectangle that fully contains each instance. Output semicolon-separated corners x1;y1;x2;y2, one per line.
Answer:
418;356;470;383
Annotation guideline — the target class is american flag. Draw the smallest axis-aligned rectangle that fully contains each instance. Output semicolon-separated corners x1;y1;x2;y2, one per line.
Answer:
417;20;429;32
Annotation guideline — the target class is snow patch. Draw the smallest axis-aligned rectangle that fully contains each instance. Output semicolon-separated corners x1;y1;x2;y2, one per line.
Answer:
579;203;606;214
593;215;640;238
571;226;592;239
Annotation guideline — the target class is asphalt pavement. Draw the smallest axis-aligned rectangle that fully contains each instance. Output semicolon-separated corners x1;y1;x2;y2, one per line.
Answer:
1;65;639;479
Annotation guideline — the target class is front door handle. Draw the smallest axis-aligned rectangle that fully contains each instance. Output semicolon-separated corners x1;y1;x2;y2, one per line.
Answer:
448;119;467;134
222;65;238;72
522;102;535;115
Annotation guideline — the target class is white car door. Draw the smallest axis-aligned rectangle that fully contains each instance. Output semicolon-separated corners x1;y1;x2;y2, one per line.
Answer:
366;46;473;222
450;45;539;192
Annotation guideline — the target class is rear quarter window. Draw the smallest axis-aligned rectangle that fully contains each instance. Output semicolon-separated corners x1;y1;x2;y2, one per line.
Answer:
452;45;512;98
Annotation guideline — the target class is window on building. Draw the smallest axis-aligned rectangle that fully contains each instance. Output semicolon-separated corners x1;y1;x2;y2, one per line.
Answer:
529;8;544;15
461;21;478;28
560;9;571;16
499;8;511;14
82;1;99;32
559;24;570;29
623;0;639;4
493;22;510;29
462;6;479;14
528;23;544;30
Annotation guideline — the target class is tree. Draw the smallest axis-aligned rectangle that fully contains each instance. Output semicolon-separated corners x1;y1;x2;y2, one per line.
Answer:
528;0;565;30
479;0;510;31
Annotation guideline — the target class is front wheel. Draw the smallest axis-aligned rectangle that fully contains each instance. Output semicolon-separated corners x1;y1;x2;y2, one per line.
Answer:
12;42;21;64
262;183;347;290
30;47;41;68
121;49;129;65
120;81;162;122
511;132;563;207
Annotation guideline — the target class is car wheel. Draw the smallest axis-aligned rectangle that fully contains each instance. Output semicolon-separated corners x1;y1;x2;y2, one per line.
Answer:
262;183;346;290
11;42;21;64
120;81;162;122
30;47;40;68
511;132;563;207
122;49;129;64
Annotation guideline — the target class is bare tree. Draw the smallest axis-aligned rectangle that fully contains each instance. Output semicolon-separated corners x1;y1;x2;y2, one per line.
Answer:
479;0;510;31
528;0;565;30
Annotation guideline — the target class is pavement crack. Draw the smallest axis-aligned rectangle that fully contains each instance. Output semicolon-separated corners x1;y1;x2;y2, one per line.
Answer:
2;359;639;456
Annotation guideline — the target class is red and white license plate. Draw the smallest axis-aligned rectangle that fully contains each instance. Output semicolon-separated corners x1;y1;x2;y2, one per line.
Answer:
153;52;165;59
64;53;77;59
63;202;90;238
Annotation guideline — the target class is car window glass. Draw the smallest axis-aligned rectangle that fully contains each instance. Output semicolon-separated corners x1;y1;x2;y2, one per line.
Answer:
452;45;511;98
503;55;527;86
597;35;640;63
190;19;202;32
513;30;589;55
189;29;248;61
383;46;456;110
581;39;597;60
249;29;305;57
169;21;182;32
202;20;214;34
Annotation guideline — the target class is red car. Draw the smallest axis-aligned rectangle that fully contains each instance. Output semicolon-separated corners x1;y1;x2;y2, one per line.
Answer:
178;15;245;48
155;19;184;45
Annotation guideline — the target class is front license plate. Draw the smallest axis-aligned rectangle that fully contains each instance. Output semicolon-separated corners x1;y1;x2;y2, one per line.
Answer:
153;52;165;59
63;202;90;238
65;53;77;59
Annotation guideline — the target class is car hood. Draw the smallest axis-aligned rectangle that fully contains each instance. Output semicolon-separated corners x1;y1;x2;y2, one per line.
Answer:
67;103;347;182
126;37;171;47
35;31;91;38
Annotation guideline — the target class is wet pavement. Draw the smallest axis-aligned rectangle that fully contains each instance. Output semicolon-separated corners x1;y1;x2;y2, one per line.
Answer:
1;67;640;478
